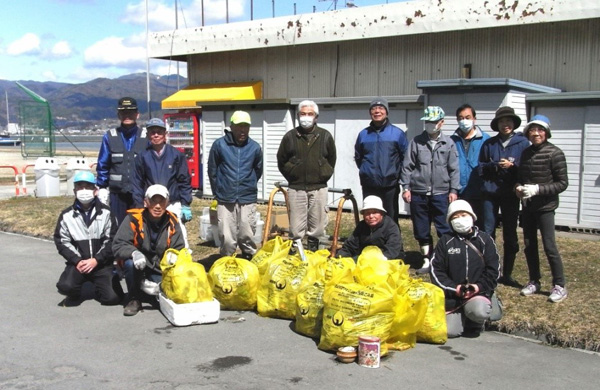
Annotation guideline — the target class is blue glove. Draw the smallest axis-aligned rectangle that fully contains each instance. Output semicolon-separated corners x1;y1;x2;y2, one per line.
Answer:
181;205;192;223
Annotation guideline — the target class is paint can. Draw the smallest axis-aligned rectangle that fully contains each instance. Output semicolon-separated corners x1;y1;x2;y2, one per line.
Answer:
358;335;380;368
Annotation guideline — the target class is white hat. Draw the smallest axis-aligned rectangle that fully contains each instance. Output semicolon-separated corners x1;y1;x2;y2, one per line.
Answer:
361;195;386;214
145;184;169;200
446;199;476;223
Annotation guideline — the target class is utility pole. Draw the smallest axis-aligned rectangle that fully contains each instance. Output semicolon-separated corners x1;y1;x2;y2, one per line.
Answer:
175;0;180;90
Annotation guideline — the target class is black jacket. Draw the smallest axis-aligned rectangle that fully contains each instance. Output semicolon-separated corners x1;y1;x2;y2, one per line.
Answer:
430;228;500;310
337;214;404;260
517;141;568;212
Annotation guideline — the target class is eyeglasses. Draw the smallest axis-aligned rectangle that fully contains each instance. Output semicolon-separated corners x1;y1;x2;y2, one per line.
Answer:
528;128;545;134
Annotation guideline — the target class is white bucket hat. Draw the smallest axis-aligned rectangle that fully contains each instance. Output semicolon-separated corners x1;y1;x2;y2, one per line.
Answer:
446;199;476;224
361;195;386;214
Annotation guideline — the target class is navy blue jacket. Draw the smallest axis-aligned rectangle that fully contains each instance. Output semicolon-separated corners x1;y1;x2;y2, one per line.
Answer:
354;120;408;188
208;130;263;204
479;132;530;196
132;143;193;208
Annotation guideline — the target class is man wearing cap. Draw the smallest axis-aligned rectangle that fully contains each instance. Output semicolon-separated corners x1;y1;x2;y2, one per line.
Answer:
278;100;337;252
355;97;408;223
451;104;490;226
430;199;500;338
336;195;404;260
132;118;193;247
208;111;263;259
479;106;529;287
400;106;460;274
54;171;120;307
113;184;186;316
515;115;568;303
96;97;148;226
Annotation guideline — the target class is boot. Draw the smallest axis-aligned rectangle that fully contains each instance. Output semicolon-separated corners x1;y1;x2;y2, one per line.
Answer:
307;237;320;252
416;244;431;274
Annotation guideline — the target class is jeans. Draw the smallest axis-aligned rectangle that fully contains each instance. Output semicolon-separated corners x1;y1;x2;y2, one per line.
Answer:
482;194;520;277
410;193;451;246
123;259;162;301
362;185;400;223
522;209;566;287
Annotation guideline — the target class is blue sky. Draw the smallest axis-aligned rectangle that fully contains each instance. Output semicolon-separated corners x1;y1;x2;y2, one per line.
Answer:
0;0;404;84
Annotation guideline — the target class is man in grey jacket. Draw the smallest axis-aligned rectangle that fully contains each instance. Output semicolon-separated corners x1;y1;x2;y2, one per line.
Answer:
401;106;460;274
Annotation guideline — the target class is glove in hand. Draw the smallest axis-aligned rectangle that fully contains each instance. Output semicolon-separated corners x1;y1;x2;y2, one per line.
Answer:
132;250;147;270
522;184;540;199
97;188;110;206
181;205;192;223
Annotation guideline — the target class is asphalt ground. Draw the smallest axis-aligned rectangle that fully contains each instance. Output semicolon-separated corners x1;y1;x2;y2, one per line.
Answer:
1;231;599;390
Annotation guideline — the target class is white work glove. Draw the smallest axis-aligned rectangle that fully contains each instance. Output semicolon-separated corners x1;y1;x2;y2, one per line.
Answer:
132;250;147;270
97;188;110;206
140;279;160;295
165;250;178;266
521;184;540;199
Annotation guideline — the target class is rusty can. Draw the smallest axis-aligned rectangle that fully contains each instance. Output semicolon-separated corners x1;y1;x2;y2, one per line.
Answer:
358;335;380;368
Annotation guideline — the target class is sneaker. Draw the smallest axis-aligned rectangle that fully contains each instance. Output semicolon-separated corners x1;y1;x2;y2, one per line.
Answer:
58;296;82;307
498;275;520;288
548;285;568;303
416;258;430;275
123;299;142;316
520;281;540;296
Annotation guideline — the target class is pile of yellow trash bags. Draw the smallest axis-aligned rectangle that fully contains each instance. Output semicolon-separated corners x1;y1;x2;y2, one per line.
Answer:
159;237;447;353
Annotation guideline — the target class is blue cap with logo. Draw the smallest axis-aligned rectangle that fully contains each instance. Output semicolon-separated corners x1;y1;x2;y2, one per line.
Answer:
73;170;96;184
145;118;166;130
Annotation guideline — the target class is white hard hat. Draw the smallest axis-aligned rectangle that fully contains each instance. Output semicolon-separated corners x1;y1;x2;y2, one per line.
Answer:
446;199;476;223
361;196;386;214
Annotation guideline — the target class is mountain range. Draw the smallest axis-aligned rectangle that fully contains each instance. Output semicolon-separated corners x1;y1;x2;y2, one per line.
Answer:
0;73;188;129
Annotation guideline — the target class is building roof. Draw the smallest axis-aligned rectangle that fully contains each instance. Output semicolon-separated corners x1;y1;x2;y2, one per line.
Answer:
150;0;600;59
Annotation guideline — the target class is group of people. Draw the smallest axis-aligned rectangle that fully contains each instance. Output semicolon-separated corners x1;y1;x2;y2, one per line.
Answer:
54;96;569;335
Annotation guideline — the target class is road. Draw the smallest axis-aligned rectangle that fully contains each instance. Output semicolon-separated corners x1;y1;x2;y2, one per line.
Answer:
0;231;599;390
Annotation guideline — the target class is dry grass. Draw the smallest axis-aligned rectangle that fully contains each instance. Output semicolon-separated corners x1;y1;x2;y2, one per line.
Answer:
1;195;599;351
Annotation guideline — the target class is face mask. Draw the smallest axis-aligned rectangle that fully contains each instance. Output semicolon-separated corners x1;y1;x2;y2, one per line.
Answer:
458;119;473;134
76;189;95;205
451;215;473;234
425;122;440;135
299;115;315;130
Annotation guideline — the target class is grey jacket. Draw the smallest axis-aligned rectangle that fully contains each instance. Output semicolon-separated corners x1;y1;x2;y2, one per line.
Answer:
400;131;460;195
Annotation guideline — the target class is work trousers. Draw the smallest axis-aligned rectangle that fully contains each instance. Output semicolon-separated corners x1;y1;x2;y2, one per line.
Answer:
410;193;451;246
362;185;401;223
217;202;258;257
446;295;491;338
109;191;135;227
522;209;566;287
287;187;329;242
56;264;120;305
482;194;520;277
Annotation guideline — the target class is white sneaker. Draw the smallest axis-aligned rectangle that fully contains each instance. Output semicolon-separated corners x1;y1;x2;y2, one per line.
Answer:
548;285;567;303
520;281;540;296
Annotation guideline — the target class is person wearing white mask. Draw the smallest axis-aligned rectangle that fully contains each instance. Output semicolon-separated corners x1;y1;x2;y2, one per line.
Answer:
451;104;489;227
430;200;500;338
277;100;337;251
400;106;460;274
54;170;121;307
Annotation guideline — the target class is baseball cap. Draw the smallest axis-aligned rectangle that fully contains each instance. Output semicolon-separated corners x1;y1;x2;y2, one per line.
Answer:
230;111;251;125
73;170;96;184
117;97;138;111
421;106;445;121
145;184;169;200
145;118;166;130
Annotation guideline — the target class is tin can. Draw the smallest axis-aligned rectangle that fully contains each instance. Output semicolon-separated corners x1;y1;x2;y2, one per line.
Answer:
358;336;380;368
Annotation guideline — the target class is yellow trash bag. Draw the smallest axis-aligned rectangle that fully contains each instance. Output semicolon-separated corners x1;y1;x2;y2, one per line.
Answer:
257;252;313;319
208;255;260;311
353;247;410;291
318;276;395;352
160;248;213;304
387;279;429;351
295;256;355;339
416;282;448;344
251;236;292;276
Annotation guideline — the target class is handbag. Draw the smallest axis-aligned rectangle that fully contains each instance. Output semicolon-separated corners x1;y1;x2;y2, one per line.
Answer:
464;239;503;321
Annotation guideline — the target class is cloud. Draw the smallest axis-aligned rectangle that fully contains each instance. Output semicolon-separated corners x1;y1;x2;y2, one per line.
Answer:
50;41;73;58
83;36;146;69
7;33;41;56
42;70;58;81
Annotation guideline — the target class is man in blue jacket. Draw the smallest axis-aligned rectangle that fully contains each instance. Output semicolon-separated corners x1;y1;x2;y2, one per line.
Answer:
451;104;489;227
96;97;147;226
355;97;408;223
132;118;193;247
479;106;529;287
208;111;263;258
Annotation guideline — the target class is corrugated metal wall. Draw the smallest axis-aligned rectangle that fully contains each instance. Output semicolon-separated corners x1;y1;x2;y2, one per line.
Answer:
187;19;599;97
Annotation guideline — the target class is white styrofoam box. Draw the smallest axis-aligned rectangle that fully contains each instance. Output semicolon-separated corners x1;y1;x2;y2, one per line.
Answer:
159;293;220;327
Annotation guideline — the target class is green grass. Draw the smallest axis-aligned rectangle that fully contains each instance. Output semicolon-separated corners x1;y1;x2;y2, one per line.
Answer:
1;195;598;351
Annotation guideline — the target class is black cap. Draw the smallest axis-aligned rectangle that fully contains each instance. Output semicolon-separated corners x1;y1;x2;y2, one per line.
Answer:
117;97;138;111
